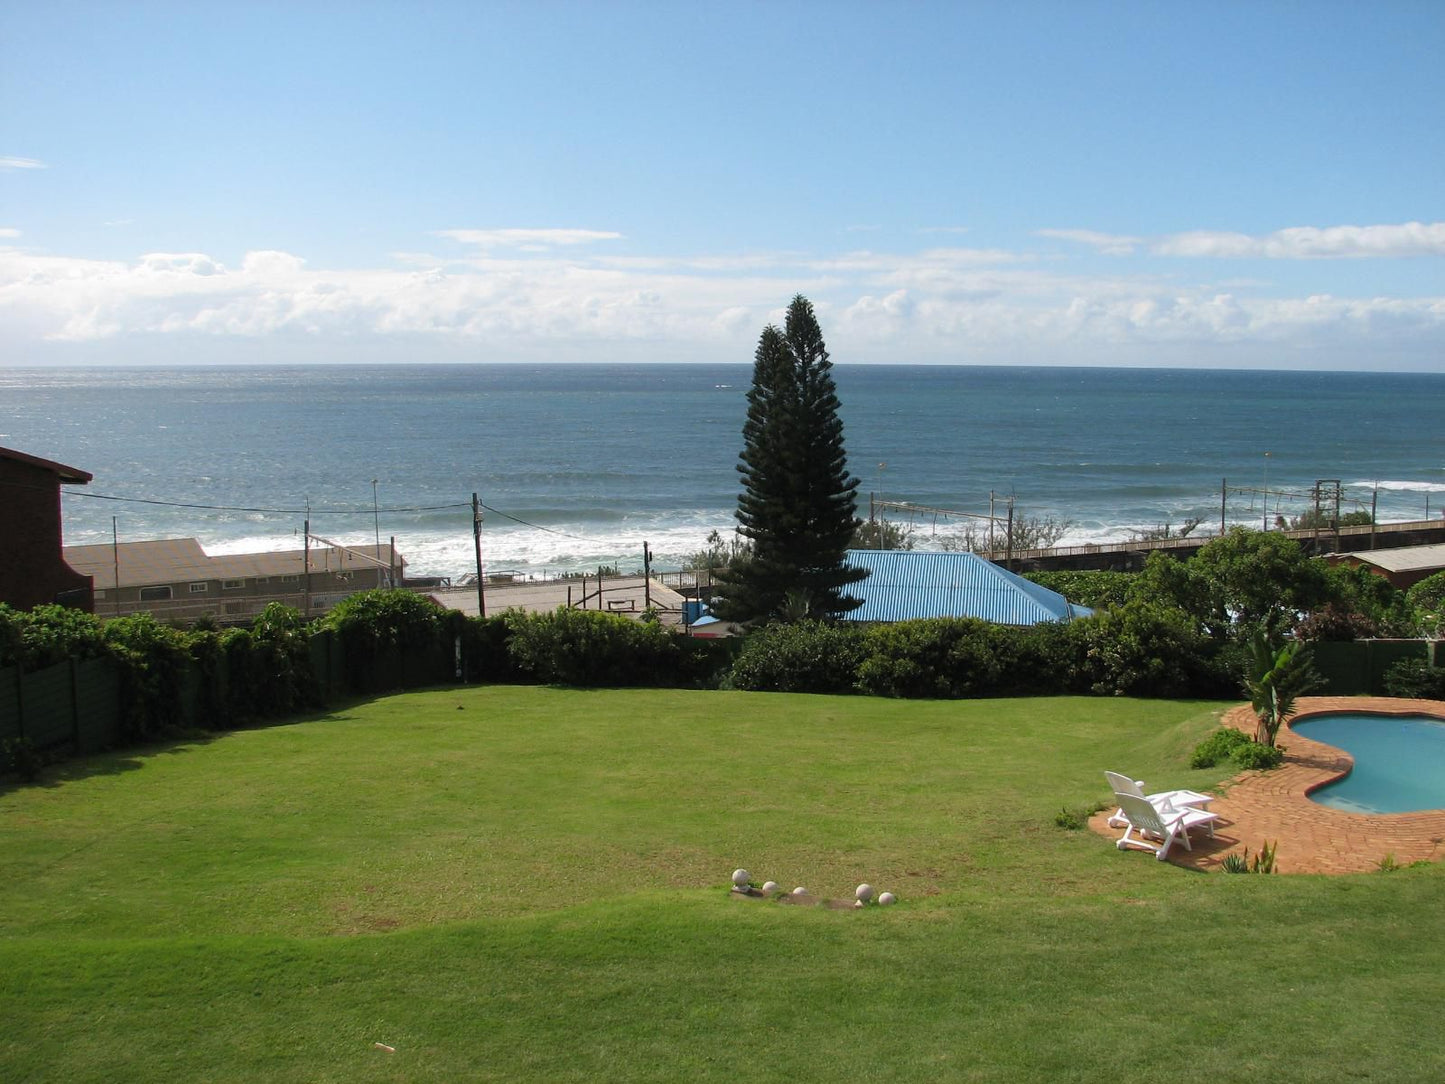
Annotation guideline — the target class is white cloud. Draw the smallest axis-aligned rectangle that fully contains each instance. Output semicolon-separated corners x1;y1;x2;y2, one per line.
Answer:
0;228;19;239
0;156;46;171
1044;221;1445;260
1156;222;1445;259
1;233;1442;368
1035;228;1143;256
434;228;624;251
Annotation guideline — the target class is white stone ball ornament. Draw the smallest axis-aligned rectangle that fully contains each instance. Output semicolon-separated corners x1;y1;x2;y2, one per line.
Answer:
761;881;779;895
731;868;751;889
878;892;897;906
855;883;874;903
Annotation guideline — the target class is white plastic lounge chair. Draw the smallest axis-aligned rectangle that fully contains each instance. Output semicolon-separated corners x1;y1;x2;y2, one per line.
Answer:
1104;771;1213;828
1112;792;1220;861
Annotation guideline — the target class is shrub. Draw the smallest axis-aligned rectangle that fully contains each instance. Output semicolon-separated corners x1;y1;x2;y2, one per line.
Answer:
1406;570;1445;636
1053;801;1105;831
1232;740;1285;771
0;603;108;671
1190;726;1251;769
457;614;521;683
504;607;683;687
1081;600;1210;697
103;614;192;741
726;621;866;694
321;589;451;691
1024;570;1134;611
857;618;1006;699
1011;619;1094;695
1222;841;1278;873
1293;604;1379;642
1382;658;1445;700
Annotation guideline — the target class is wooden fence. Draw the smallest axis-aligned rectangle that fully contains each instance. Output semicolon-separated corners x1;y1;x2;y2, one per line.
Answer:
1;630;460;757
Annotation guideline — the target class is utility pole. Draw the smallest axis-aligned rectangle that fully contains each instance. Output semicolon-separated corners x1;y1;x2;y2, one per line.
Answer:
111;516;121;617
1004;499;1015;571
472;493;486;618
303;518;311;616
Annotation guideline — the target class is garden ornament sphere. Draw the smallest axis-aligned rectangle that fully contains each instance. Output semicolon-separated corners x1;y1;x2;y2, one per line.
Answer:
761;881;779;895
731;869;751;888
792;886;808;897
855;883;874;903
878;892;897;906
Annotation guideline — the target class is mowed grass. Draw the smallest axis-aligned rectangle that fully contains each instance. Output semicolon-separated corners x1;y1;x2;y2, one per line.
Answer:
2;687;1442;1082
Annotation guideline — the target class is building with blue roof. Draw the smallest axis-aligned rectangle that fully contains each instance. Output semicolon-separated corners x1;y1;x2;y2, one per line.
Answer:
841;550;1092;626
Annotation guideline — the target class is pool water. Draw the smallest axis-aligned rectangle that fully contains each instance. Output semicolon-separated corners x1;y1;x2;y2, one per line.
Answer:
1295;713;1445;814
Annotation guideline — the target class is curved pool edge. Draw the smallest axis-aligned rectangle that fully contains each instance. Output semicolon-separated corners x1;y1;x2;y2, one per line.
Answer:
1089;696;1445;874
1286;705;1445;814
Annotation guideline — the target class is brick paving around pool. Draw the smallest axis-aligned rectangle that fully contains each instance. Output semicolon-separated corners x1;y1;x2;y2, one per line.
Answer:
1089;696;1445;874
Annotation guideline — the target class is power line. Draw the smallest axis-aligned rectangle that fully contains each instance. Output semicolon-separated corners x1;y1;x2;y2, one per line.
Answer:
478;502;620;546
61;489;468;515
47;482;623;545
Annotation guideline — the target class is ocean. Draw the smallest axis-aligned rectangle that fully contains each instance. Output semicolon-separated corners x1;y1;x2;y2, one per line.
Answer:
3;364;1443;580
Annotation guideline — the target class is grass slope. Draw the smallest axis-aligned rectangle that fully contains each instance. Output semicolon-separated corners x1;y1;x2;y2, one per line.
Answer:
2;687;1442;1081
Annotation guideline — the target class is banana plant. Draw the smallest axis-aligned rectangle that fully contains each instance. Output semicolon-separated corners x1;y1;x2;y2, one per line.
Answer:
1243;631;1321;747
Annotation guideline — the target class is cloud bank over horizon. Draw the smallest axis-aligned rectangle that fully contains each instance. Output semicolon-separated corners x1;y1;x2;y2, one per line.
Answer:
2;219;1442;371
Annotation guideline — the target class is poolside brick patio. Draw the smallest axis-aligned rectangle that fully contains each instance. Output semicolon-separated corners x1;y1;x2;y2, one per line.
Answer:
1091;696;1445;874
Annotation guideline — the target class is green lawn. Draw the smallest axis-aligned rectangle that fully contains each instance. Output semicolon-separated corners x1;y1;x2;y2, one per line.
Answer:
2;687;1442;1082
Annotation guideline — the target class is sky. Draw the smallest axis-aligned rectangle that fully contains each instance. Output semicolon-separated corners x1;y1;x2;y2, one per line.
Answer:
2;1;1443;371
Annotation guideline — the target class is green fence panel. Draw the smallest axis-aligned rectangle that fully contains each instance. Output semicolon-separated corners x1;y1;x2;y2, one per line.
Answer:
15;663;76;751
1311;642;1372;695
1311;639;1430;696
178;661;204;730
1368;639;1429;693
74;657;121;753
308;629;346;700
0;666;18;743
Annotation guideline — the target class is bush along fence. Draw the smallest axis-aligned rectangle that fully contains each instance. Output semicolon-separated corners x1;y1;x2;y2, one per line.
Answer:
0;593;735;778
2;588;1440;780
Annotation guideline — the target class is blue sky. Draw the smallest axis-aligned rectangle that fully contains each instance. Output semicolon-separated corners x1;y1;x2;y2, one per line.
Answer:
3;1;1443;370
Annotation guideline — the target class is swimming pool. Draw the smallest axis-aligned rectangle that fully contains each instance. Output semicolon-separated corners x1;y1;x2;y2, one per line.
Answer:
1294;713;1445;814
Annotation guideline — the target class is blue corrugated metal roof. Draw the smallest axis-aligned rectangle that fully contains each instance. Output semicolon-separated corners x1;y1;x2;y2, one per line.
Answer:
841;550;1092;626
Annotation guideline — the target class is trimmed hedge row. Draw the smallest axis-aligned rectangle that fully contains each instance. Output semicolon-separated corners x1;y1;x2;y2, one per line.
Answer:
724;600;1237;700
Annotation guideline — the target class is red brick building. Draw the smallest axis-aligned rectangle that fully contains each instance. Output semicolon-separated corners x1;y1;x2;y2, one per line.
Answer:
0;446;95;612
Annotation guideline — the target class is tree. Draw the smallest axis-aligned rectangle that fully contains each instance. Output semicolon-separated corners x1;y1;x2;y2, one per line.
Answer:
1243;632;1322;747
851;517;915;550
710;296;867;624
1134;527;1327;641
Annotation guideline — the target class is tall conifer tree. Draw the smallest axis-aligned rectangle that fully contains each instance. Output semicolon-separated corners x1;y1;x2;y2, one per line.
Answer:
711;296;867;623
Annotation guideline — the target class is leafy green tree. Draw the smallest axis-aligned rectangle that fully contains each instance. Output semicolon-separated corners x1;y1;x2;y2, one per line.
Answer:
711;296;867;623
683;529;752;571
1407;570;1445;637
851;517;915;550
1133;528;1327;641
1193;528;1328;636
1243;632;1322;747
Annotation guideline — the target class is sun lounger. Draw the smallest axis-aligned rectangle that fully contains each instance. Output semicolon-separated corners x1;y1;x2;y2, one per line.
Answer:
1112;791;1220;861
1104;770;1213;828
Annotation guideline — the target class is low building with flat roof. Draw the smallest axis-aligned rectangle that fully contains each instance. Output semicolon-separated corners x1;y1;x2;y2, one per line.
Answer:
1326;544;1445;591
65;537;406;624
